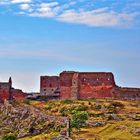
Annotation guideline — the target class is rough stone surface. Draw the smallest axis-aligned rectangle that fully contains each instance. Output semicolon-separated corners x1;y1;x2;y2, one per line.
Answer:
0;100;68;138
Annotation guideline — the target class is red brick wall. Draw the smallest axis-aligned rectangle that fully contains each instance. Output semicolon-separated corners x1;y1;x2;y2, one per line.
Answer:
40;76;60;95
40;76;59;88
0;89;10;102
59;72;116;100
11;89;27;101
60;72;75;99
113;87;140;100
78;72;115;86
78;73;115;99
79;85;114;99
40;71;140;100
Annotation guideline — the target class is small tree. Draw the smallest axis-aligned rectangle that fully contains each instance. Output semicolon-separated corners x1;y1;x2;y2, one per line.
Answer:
70;111;88;132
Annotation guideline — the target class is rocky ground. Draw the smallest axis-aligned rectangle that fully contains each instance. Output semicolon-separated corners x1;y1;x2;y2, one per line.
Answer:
0;100;68;139
0;99;140;140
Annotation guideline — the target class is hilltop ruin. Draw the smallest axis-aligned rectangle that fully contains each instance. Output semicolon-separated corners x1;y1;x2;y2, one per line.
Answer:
40;71;140;100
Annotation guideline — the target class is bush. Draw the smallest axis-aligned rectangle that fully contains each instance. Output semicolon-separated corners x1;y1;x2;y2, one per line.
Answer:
94;104;102;110
110;102;124;108
2;133;17;140
51;108;58;113
23;99;31;105
70;111;88;131
46;121;56;131
70;105;88;112
61;99;74;104
88;102;92;105
45;105;52;110
55;124;65;132
59;106;68;116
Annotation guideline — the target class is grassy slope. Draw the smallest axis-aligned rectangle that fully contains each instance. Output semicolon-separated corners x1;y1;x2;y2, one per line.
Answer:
20;132;59;140
19;99;140;140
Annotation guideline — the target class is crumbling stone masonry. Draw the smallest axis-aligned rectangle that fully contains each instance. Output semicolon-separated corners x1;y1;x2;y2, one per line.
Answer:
0;77;26;102
40;71;140;100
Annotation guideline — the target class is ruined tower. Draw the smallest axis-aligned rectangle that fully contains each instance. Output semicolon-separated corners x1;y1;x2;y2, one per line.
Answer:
71;72;79;99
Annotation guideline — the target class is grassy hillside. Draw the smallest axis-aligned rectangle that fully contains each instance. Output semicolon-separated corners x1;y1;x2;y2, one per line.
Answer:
19;99;140;140
0;99;140;139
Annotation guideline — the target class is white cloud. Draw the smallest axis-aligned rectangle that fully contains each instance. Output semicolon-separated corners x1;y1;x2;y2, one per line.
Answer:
57;9;138;27
11;0;31;4
40;2;58;8
20;3;30;10
29;2;60;17
0;0;139;28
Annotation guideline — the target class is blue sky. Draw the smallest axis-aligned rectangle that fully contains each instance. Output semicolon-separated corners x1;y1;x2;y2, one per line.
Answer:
0;0;140;92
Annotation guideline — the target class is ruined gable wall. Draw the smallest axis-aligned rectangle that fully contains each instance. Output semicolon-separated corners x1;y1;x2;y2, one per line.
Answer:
78;73;116;99
40;76;60;95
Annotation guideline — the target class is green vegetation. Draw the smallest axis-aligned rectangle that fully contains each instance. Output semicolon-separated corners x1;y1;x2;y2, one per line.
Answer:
71;111;88;131
1;99;140;140
2;132;17;140
25;99;140;140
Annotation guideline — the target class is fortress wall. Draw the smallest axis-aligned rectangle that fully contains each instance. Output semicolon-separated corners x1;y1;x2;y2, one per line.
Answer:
114;87;140;100
79;85;114;99
11;89;26;101
78;72;116;86
40;76;60;95
78;73;115;99
59;72;116;100
60;72;75;99
40;71;140;101
0;89;10;102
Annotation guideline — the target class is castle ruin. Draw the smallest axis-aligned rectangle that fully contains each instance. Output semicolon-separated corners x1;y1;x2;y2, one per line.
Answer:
40;71;140;100
0;77;26;102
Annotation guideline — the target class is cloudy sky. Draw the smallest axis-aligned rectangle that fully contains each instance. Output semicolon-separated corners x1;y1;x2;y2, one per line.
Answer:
0;0;140;92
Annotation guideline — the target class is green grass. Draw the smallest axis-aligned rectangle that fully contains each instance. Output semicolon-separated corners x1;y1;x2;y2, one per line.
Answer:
19;99;140;140
19;132;59;140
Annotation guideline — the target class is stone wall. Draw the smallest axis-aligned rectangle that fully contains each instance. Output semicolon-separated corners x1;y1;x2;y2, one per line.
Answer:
40;76;60;96
40;71;140;100
11;89;27;101
59;71;116;99
113;87;140;100
0;78;26;102
78;72;115;99
60;72;74;99
0;89;10;102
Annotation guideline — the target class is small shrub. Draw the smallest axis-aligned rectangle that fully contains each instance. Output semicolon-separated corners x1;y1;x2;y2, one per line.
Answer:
61;99;74;104
71;105;88;112
88;112;95;117
60;106;67;113
70;111;88;131
23;99;31;105
81;102;85;106
47;121;55;131
51;108;58;113
55;124;65;132
109;102;124;108
94;104;102;110
2;132;17;140
88;102;92;105
45;105;52;110
59;106;68;116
